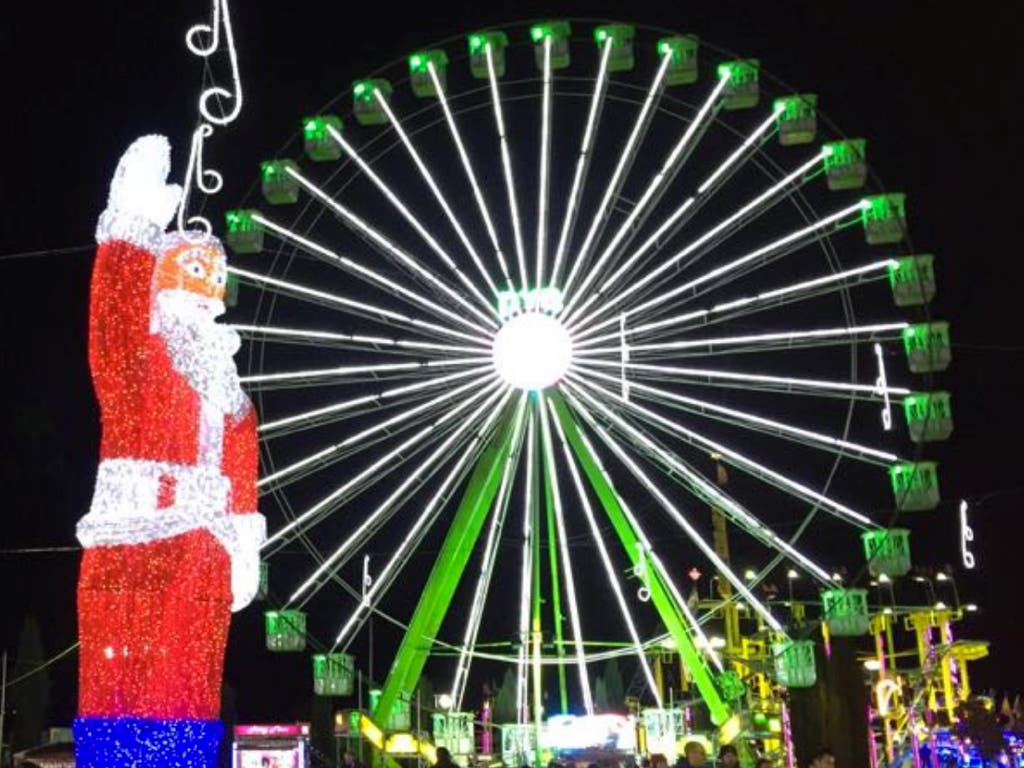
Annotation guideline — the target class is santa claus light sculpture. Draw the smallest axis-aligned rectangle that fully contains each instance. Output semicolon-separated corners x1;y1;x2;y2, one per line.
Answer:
73;135;264;768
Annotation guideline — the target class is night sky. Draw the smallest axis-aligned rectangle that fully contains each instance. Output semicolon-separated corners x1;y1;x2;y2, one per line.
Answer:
2;0;1023;730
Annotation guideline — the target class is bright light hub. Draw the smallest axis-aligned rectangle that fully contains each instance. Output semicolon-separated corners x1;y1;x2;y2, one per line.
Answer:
492;311;572;390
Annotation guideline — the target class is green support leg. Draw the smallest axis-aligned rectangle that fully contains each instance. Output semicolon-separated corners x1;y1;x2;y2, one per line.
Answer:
373;403;519;728
542;417;569;715
549;392;733;727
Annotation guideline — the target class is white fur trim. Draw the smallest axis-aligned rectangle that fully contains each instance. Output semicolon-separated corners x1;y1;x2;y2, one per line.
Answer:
95;208;165;252
78;459;230;548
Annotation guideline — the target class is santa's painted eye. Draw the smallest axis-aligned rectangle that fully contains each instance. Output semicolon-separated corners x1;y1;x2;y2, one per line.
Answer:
187;262;206;279
214;273;226;286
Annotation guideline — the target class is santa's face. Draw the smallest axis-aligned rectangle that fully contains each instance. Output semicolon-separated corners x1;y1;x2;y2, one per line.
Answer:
155;242;227;303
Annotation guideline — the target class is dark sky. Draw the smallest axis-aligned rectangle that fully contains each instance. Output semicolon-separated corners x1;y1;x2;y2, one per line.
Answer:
2;0;1023;728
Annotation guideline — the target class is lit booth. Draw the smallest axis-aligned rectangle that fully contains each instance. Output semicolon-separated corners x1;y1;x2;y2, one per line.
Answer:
233;723;310;768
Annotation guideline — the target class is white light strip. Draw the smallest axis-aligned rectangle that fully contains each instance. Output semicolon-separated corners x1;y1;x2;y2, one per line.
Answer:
538;395;594;714
334;388;517;646
426;64;512;286
576;259;895;346
551;38;612;284
535;36;553;289
258;366;490;435
573;201;868;341
564;417;723;671
486;42;528;290
284;168;497;328
564;73;732;315
233;323;487;355
567;376;836;581
580;107;783;310
242;360;440;385
576;363;897;463
572;377;874;528
452;399;529;709
576;321;908;357
250;215;491;337
547;399;663;708
259;374;493;489
292;385;512;605
561;52;673;296
516;412;536;725
562;382;785;631
576;360;910;399
373;88;500;303
697;107;783;194
228;266;486;345
325;125;501;297
573;150;832;331
262;377;500;544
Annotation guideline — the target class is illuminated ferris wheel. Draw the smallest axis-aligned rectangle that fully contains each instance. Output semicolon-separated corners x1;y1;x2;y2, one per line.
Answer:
222;18;951;751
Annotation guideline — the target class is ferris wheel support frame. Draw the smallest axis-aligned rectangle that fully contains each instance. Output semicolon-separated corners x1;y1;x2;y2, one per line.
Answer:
372;401;520;731
371;391;742;752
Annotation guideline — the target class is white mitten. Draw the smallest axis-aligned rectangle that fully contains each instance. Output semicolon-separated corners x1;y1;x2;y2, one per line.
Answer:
229;513;266;612
107;134;183;227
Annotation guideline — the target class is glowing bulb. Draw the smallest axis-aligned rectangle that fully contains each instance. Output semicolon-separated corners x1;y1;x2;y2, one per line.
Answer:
863;659;882;671
965;603;978;612
934;601;947;610
878;574;891;584
709;636;726;649
437;693;454;710
936;572;949;582
743;569;757;581
787;569;799;579
492;312;572;390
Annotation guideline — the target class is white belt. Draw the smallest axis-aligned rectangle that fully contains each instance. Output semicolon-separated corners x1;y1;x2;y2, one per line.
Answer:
78;457;240;553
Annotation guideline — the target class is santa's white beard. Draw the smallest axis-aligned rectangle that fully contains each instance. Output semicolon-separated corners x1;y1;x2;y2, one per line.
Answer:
151;289;249;416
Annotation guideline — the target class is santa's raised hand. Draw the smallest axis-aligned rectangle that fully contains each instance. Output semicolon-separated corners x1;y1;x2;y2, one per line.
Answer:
106;134;183;230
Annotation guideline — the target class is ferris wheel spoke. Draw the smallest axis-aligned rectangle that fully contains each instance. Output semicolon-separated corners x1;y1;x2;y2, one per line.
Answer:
574;362;897;466
485;43;528;289
550;37;613;285
332;390;522;649
570;105;785;308
229;265;489;345
577;360;908;402
568;148;837;332
258;366;492;437
576;258;895;347
568;376;875;529
231;323;487;357
538;394;594;715
450;398;530;709
572;201;866;341
561;383;787;632
289;386;516;608
261;377;504;549
323;124;504;295
552;408;724;672
545;397;663;708
372;88;501;303
258;374;497;499
533;35;555;289
240;357;487;391
424;63;512;288
563;382;840;580
575;321;908;360
562;70;732;315
516;411;536;725
281;168;497;327
561;50;674;297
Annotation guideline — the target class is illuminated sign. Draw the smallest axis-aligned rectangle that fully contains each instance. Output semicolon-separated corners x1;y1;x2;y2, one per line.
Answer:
541;714;637;752
235;724;310;738
497;287;563;320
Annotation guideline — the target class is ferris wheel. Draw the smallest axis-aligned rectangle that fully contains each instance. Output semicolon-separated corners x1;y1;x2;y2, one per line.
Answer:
222;17;951;749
